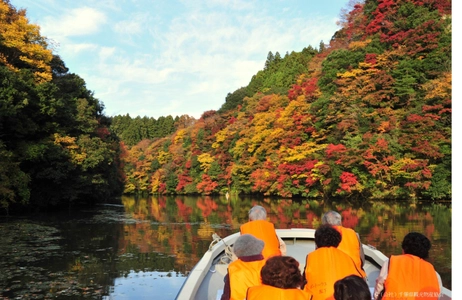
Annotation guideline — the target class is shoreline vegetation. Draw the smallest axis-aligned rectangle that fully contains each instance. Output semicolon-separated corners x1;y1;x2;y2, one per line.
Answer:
0;0;451;215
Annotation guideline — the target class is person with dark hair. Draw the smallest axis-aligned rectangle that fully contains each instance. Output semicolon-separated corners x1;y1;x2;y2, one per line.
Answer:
322;210;366;278
246;256;313;299
240;205;286;259
373;232;442;300
334;275;371;300
303;224;364;300
221;234;266;300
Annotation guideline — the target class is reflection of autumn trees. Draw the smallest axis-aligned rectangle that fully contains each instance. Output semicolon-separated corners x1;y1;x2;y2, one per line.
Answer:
196;197;218;220
338;208;360;228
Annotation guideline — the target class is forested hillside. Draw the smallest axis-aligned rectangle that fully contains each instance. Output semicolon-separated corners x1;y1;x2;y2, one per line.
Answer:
120;0;451;201
0;0;124;213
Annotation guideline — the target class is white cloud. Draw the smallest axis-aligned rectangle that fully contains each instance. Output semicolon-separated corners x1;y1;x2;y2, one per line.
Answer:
61;43;98;56
41;7;107;38
113;13;150;36
98;47;116;59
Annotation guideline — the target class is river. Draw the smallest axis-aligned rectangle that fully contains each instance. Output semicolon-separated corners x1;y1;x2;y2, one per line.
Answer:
0;195;451;299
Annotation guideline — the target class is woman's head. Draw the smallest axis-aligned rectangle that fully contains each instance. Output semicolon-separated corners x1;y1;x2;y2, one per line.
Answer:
334;275;371;300
315;224;341;248
260;256;304;289
402;232;431;259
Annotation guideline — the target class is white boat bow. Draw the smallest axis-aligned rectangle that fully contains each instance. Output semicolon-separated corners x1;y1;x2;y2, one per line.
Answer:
175;228;451;300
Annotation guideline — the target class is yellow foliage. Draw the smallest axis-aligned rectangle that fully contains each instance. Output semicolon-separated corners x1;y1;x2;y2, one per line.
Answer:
422;72;451;100
377;121;390;133
150;170;164;193
197;153;214;172
212;128;232;149
338;68;364;78
232;140;246;159
310;161;327;182
348;39;371;50
53;133;77;148
358;61;377;69
281;143;327;162
389;157;420;179
174;129;187;144
157;150;171;164
0;2;53;83
124;183;136;194
53;133;87;164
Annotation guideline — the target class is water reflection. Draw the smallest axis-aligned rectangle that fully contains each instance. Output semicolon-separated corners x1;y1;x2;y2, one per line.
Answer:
0;195;451;299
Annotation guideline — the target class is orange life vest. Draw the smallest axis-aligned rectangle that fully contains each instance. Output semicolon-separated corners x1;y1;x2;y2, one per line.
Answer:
240;220;281;259
382;255;440;300
247;284;313;300
228;259;265;300
304;247;363;300
333;225;366;278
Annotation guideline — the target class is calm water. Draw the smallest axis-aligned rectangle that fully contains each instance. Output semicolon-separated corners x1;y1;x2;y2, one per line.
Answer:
0;195;451;299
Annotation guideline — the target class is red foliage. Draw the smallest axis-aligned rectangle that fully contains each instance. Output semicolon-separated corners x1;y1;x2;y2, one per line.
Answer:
200;110;217;120
338;172;358;193
413;0;451;14
376;138;388;150
366;0;397;35
256;96;273;112
185;160;192;169
288;77;319;101
406;114;424;122
96;127;111;139
158;183;166;194
250;167;277;192
342;3;367;41
196;174;218;194
422;104;443;112
365;53;377;66
278;160;318;176
411;141;442;159
176;171;193;192
326;144;347;158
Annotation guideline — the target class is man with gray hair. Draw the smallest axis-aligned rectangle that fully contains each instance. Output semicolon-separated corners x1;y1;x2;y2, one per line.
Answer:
221;234;266;300
240;205;286;259
322;210;366;278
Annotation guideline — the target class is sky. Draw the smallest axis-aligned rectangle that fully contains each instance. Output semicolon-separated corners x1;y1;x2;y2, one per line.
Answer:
10;0;352;119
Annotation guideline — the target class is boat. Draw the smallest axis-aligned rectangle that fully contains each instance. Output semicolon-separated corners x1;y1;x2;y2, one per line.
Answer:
175;228;452;300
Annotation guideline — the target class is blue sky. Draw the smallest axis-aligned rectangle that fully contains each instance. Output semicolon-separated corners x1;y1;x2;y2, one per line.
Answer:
11;0;352;119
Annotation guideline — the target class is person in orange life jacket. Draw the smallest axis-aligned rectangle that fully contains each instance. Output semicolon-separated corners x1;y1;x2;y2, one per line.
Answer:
240;205;286;259
373;232;442;300
334;275;371;300
247;255;313;300
322;210;366;279
221;234;266;300
303;224;364;300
